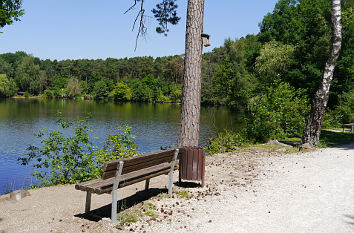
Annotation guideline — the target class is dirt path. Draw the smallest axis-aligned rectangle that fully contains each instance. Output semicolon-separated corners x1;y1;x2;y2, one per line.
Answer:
0;144;353;233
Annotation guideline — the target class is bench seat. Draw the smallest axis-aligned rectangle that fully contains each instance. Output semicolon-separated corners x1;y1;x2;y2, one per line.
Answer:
75;148;179;224
75;162;171;194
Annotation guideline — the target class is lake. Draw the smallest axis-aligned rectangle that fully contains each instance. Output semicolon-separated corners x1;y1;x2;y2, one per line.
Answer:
0;98;241;194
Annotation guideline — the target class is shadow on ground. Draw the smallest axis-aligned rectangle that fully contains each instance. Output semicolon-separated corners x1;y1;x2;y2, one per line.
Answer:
319;131;354;149
344;215;354;227
176;181;201;188
75;188;168;221
280;131;354;150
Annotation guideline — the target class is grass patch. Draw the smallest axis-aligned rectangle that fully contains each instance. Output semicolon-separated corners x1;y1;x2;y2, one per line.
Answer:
143;202;156;211
116;210;141;230
253;144;298;154
177;190;190;198
143;202;159;218
318;130;354;147
144;210;159;218
117;213;139;223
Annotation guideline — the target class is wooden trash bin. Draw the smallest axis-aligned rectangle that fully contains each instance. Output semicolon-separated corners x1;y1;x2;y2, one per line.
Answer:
178;147;205;187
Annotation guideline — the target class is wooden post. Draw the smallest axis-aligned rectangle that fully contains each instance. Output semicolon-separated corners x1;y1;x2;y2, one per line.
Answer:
111;161;124;225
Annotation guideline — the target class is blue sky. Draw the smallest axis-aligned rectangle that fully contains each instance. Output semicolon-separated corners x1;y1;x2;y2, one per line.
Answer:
0;0;278;60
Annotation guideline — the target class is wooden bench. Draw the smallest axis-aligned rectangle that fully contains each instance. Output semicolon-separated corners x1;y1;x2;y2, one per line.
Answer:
75;148;179;224
342;123;354;132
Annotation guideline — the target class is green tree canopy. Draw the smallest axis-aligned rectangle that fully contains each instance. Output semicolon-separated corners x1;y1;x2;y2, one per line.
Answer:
0;0;24;30
0;74;17;97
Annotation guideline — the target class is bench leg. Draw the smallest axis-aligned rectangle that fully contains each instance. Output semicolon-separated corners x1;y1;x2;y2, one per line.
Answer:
168;149;179;196
85;191;92;213
145;179;150;191
111;161;124;225
111;189;118;225
168;171;173;195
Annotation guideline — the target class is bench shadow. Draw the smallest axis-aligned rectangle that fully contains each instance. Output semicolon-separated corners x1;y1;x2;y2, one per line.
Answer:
344;214;354;227
175;181;201;188
74;188;168;222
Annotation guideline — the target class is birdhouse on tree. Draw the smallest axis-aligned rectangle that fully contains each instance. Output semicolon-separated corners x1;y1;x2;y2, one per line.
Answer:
201;33;210;47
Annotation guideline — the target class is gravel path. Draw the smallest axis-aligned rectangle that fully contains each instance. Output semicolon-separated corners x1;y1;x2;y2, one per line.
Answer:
141;144;354;233
0;144;353;233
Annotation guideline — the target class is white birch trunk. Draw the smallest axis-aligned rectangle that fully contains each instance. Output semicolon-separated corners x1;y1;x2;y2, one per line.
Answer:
301;0;342;146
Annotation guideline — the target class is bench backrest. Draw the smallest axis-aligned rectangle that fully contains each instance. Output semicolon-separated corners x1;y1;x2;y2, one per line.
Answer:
101;149;177;180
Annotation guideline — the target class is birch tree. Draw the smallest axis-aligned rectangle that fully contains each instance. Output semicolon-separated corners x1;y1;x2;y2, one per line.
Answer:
301;0;342;146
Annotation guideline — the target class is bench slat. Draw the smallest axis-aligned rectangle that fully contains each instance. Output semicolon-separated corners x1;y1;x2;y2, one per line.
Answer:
102;154;174;179
75;162;172;194
102;149;175;174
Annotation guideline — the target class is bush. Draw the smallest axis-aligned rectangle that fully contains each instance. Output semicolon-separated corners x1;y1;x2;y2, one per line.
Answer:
336;89;354;123
110;82;132;102
245;79;309;142
24;91;32;97
322;90;354;128
205;130;248;155
43;89;55;98
18;114;138;187
0;74;18;97
97;126;138;161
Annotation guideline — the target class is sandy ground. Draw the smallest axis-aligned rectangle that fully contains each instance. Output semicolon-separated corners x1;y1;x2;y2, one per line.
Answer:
0;144;353;233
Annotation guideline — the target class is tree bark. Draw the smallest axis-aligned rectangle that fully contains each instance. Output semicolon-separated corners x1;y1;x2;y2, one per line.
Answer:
301;0;342;146
178;0;205;147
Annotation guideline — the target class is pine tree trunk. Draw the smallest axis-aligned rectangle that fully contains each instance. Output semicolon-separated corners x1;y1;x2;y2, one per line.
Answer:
178;0;205;147
301;0;342;146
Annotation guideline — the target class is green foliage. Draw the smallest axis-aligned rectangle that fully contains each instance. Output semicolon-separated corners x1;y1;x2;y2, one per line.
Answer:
0;0;24;29
14;56;41;94
246;79;309;142
177;190;190;198
66;77;82;98
336;89;354;123
97;126;138;161
131;82;153;102
0;73;17;97
205;130;247;155
51;75;68;90
255;41;294;82
93;79;112;99
169;83;182;103
259;0;353;107
323;89;354;127
202;38;257;110
0;58;12;76
43;89;55;98
144;202;156;211
18;114;138;187
110;82;132;102
152;0;180;35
